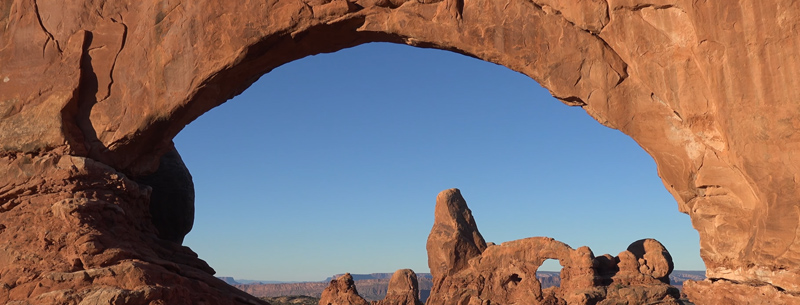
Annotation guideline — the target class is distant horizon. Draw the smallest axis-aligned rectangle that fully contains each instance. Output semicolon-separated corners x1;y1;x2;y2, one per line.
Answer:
218;269;708;284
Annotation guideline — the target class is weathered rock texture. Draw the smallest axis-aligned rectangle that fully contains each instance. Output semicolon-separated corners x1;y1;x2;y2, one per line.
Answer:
426;189;681;305
0;153;264;304
319;273;370;305
375;269;423;305
426;189;487;280
1;0;799;303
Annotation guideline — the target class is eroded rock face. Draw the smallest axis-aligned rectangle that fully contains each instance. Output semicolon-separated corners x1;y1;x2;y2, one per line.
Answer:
425;189;681;305
376;269;423;305
319;273;371;305
0;152;264;304
626;238;674;283
1;0;800;303
426;188;487;280
683;279;799;305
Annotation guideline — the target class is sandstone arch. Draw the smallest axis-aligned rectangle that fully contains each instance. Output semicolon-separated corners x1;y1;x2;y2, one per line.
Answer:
426;189;682;304
1;0;800;304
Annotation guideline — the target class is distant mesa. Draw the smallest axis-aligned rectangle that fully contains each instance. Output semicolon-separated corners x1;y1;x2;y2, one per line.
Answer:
218;277;241;285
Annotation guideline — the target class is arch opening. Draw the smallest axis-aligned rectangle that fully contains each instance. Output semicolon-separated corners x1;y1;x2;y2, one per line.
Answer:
537;259;562;290
2;1;797;304
174;42;702;286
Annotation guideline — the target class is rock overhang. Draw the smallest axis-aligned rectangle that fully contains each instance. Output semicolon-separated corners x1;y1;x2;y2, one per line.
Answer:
1;0;799;304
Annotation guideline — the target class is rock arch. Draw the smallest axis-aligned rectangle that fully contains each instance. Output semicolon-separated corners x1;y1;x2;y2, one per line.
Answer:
426;189;681;304
1;0;799;304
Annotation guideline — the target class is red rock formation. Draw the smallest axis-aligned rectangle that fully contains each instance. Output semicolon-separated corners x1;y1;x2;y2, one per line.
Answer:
683;279;799;305
319;273;370;305
375;269;423;305
425;189;681;305
2;0;800;303
626;238;674;283
0;153;264;304
426;189;487;280
318;270;424;305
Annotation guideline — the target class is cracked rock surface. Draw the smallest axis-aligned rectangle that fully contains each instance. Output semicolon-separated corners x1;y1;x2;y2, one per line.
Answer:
2;0;800;304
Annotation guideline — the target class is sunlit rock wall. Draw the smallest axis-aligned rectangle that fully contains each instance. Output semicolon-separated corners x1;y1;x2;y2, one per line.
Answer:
1;0;799;303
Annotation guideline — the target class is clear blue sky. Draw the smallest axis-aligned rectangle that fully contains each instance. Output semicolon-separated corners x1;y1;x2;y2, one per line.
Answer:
174;42;703;282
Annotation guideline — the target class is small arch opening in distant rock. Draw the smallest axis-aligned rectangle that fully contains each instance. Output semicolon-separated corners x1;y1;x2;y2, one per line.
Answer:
537;259;562;290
